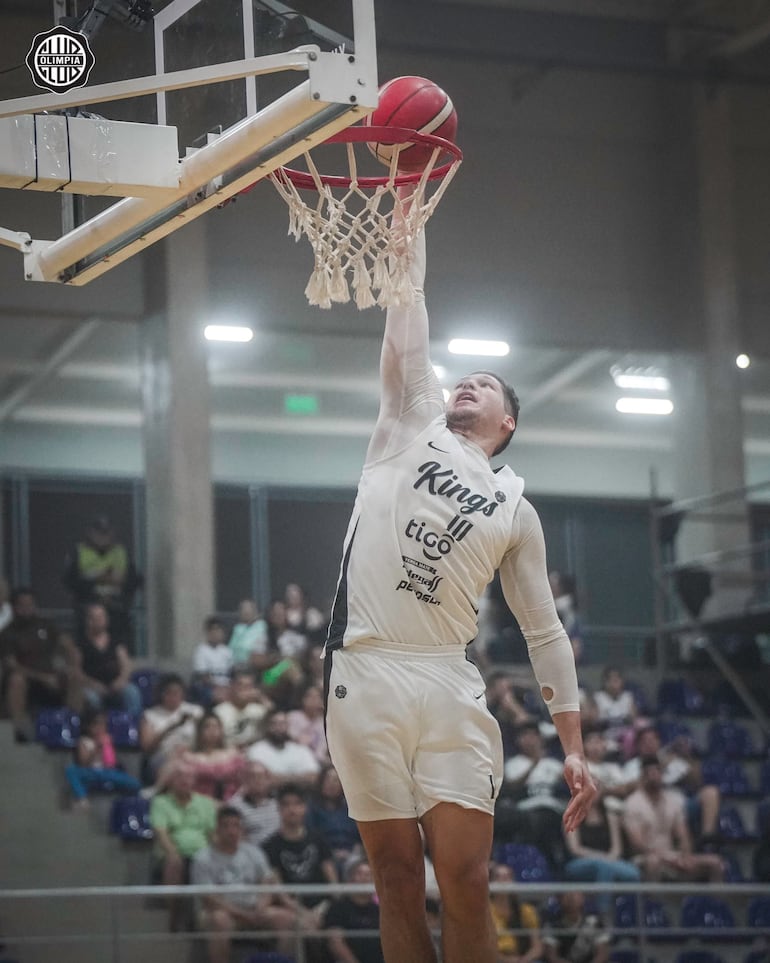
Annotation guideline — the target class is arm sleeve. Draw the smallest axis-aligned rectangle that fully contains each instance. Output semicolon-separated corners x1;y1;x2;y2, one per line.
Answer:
498;498;580;716
365;229;445;464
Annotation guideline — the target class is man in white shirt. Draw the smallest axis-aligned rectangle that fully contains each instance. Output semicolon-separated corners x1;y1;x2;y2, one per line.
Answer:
192;617;234;703
213;669;271;749
246;709;320;787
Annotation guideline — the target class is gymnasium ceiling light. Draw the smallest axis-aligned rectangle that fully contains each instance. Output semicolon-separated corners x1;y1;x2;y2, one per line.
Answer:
616;397;674;415
204;325;254;343
736;353;751;369
611;366;670;391
448;339;509;357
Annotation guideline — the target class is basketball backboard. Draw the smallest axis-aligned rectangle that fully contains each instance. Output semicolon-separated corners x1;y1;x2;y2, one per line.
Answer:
0;0;377;285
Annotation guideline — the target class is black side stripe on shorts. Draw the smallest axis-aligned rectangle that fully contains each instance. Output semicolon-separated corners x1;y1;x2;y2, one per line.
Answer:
325;518;358;654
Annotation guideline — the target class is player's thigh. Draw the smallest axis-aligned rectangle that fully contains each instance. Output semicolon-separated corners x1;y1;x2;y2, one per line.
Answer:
420;801;494;886
325;648;420;818
413;659;504;816
357;817;426;892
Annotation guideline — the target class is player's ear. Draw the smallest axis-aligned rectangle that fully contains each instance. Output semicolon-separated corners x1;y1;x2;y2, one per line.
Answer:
502;413;515;434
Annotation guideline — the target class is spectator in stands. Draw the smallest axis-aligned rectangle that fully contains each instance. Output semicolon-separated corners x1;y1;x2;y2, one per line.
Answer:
0;576;12;633
74;602;143;715
65;707;141;809
63;515;141;652
500;721;567;870
139;673;203;779
154;711;245;801
227;598;270;671
150;762;217;929
284;582;326;645
623;755;724;882
213;669;271;749
563;794;640;913
485;670;536;757
0;586;76;742
246;708;320;787
548;571;582;647
306;765;361;866
287;683;330;764
542;891;610;963
192;805;310;963
267;599;308;660
228;760;281;847
623;725;721;845
192;616;234;706
324;857;385;963
582;727;635;813
262;783;338;914
488;862;543;963
593;666;639;756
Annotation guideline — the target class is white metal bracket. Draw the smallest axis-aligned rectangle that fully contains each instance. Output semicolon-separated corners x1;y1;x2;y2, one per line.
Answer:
306;50;378;110
23;240;55;282
0;227;33;253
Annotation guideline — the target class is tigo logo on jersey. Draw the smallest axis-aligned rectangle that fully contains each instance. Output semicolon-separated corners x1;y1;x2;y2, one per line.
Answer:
26;26;95;93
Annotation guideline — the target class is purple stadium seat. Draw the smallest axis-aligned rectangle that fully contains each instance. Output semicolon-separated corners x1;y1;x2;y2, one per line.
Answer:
681;895;735;935
702;759;753;796
109;796;153;841
718;805;756;841
748;897;770;928
107;711;140;749
657;679;705;715
496;843;551;882
130;668;161;709
708;721;755;759
35;709;80;749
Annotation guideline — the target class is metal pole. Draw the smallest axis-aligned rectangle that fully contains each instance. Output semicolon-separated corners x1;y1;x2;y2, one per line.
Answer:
649;466;667;674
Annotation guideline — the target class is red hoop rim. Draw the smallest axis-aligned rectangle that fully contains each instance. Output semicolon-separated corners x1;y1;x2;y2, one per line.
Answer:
276;126;463;191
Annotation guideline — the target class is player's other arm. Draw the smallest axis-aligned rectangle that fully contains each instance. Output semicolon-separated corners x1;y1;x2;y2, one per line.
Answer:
498;497;597;829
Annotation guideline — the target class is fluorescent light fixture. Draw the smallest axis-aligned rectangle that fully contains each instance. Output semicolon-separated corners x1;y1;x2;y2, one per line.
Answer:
442;388;451;402
736;353;750;369
616;397;674;415
204;325;254;343
613;373;670;391
432;364;446;380
448;339;509;357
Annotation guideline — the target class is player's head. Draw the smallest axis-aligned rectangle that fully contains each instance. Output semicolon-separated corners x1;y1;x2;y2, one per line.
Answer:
445;371;520;456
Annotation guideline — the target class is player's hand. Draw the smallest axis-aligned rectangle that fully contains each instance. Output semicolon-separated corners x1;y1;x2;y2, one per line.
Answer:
562;752;598;833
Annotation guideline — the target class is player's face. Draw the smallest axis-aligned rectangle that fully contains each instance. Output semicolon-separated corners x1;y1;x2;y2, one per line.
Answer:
446;373;514;440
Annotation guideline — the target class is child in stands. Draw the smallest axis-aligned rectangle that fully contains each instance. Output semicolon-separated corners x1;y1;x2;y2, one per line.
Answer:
66;707;141;810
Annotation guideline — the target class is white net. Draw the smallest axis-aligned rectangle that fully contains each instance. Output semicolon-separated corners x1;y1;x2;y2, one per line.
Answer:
270;140;461;309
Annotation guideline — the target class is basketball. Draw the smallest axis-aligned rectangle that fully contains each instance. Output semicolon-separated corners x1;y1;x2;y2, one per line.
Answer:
364;76;458;172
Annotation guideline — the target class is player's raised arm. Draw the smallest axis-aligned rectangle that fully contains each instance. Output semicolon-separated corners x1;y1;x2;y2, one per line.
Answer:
366;194;443;463
498;497;597;829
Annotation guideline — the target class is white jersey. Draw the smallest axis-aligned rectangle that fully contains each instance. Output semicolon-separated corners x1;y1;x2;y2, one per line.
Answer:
328;414;524;649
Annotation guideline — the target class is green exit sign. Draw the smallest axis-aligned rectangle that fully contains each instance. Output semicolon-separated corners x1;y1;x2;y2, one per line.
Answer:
284;394;319;415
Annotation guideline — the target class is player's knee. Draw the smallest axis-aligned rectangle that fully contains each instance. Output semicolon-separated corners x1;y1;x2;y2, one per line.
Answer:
372;857;425;904
435;857;489;908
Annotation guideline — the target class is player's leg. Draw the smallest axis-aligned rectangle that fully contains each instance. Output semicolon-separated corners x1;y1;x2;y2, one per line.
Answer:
420;802;497;963
357;817;437;963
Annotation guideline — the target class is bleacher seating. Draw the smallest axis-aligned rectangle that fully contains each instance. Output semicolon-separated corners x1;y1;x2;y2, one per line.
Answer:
747;896;770;929
35;709;80;749
657;679;707;716
680;895;736;937
494;843;551;882
107;711;141;750
702;759;754;796
718;805;757;841
707;721;756;759
130;668;161;709
109;796;153;841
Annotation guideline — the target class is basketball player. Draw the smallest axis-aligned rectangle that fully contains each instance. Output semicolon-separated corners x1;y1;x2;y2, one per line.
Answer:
324;216;596;963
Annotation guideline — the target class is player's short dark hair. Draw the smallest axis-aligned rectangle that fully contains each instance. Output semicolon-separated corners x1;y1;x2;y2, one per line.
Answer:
469;370;520;456
204;615;225;630
157;672;186;698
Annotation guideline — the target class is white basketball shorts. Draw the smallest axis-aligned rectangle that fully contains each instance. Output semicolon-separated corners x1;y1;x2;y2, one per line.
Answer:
324;642;504;822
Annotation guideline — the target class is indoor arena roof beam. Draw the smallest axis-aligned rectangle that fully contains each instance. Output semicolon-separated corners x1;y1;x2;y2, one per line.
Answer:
521;349;613;415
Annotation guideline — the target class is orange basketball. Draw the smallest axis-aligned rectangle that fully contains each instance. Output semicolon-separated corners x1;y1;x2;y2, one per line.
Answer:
364;76;458;173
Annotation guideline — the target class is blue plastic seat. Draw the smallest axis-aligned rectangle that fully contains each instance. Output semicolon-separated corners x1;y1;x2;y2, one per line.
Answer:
721;851;745;883
708;721;755;759
718;805;756;840
614;895;671;936
610;953;641;963
657;679;705;715
748;896;770;928
757;798;770;835
624;679;651;715
702;758;753;796
35;709;80;749
760;761;770;796
130;668;161;709
107;710;140;749
496;843;551;882
657;719;696;749
109;796;153;841
675;953;726;963
681;895;735;936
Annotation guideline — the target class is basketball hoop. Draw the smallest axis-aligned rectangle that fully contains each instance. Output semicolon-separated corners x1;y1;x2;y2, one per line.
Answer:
269;126;462;309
